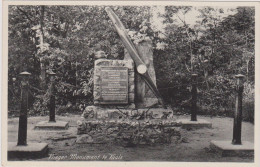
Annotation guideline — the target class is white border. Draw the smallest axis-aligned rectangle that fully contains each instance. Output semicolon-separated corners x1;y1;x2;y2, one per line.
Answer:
2;1;260;167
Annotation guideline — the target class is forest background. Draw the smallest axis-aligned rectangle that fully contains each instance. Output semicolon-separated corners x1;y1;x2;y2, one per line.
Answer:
8;6;255;122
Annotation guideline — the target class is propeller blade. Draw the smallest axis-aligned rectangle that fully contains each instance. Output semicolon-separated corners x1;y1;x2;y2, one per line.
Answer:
105;7;166;108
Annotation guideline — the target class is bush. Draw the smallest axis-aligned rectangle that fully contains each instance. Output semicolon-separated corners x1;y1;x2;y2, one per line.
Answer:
242;82;254;123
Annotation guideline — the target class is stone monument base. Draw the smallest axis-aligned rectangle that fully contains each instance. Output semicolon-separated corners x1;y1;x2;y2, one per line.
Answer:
176;119;212;129
77;106;181;146
77;119;181;146
34;121;69;130
210;140;254;157
8;142;48;159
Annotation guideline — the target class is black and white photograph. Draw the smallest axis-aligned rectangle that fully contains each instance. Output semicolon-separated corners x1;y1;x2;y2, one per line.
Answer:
1;0;259;165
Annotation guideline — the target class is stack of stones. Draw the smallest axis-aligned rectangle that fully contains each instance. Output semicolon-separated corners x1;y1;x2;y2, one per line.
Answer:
77;106;181;146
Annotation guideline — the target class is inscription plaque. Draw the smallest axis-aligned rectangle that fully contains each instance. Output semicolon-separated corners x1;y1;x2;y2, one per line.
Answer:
100;67;128;104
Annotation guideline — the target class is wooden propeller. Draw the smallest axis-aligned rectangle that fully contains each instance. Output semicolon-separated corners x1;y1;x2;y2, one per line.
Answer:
105;7;166;108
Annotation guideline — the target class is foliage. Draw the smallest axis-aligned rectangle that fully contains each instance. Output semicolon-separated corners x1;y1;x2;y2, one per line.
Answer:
155;6;255;122
8;6;255;122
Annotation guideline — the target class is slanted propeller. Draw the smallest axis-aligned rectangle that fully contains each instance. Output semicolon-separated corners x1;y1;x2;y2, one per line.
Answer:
105;7;166;108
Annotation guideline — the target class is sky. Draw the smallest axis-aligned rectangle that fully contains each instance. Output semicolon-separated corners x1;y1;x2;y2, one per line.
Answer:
150;6;238;34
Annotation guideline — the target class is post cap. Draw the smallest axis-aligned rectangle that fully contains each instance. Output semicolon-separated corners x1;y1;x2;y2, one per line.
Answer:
19;71;31;76
235;74;245;78
48;70;56;76
105;7;113;13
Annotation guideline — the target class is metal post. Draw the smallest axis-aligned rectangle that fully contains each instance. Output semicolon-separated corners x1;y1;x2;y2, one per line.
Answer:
17;71;31;146
48;71;56;122
232;74;245;145
191;74;198;121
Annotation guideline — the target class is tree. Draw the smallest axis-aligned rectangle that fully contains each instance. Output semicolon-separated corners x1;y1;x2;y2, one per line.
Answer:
8;6;255;122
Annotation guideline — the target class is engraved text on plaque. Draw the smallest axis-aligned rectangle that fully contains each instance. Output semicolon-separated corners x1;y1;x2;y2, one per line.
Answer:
100;67;128;104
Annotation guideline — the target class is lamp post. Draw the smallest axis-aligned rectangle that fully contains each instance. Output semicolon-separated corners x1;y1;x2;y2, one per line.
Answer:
48;70;56;122
17;71;31;146
34;70;69;130
9;71;49;158
209;73;253;157
191;73;198;121
232;74;245;145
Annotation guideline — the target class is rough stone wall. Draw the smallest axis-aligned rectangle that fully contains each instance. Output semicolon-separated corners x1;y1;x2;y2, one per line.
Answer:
77;119;181;146
77;106;181;146
93;59;135;107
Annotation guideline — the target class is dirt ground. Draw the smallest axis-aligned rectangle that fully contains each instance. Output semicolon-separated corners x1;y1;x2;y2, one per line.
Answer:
7;114;254;162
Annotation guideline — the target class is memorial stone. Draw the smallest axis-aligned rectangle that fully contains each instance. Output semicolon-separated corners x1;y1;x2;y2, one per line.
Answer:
100;66;128;104
93;58;135;107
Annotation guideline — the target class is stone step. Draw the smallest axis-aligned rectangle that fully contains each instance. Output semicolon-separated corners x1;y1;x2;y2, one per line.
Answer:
81;106;175;120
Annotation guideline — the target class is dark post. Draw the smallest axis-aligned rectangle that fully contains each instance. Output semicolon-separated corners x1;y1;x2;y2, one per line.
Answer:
48;71;56;122
191;73;198;121
17;71;31;146
232;74;245;145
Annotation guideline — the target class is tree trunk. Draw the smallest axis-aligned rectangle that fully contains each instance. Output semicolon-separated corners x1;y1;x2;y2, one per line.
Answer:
39;6;46;89
40;61;46;89
246;60;249;82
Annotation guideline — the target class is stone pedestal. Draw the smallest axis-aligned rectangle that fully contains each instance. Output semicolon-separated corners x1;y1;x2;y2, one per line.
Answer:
77;106;180;145
8;142;48;159
76;119;181;146
34;121;69;130
210;140;254;157
176;119;212;129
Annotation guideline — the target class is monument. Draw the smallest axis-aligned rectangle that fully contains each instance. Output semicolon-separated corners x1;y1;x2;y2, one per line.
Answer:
76;7;181;145
77;51;181;145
